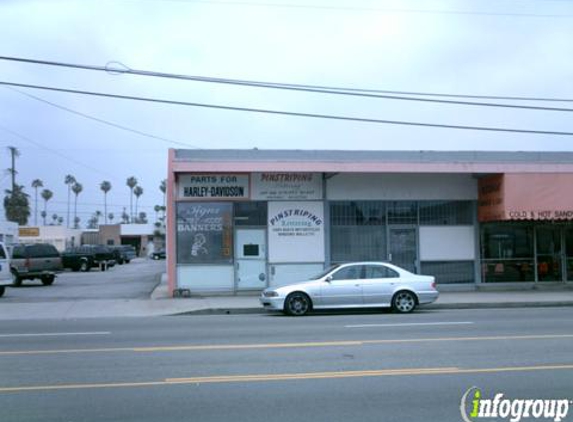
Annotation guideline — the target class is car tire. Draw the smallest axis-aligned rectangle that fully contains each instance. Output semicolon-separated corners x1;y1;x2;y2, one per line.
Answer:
125;260;130;264
392;290;417;314
79;260;90;272
118;259;124;265
41;275;55;286
11;271;22;287
153;255;159;260
284;292;312;316
0;286;5;297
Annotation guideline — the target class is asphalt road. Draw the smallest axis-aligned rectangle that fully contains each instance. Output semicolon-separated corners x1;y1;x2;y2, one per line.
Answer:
1;307;572;422
2;259;165;302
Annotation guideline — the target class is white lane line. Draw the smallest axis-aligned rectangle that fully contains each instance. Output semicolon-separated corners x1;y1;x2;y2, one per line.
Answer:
345;322;474;329
0;332;111;338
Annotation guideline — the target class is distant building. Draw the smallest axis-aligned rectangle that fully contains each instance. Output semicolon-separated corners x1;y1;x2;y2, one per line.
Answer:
18;226;83;251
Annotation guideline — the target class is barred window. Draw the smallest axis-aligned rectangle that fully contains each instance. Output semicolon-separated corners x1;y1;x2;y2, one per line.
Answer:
419;201;474;225
420;261;475;284
387;201;417;224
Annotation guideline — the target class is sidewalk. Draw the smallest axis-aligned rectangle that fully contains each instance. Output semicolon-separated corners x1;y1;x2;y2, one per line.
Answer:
0;277;572;320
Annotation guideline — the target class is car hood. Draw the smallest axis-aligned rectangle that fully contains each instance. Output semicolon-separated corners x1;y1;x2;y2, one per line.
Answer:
272;279;322;294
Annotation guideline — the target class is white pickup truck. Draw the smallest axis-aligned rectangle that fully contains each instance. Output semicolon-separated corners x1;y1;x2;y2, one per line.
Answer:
0;242;12;297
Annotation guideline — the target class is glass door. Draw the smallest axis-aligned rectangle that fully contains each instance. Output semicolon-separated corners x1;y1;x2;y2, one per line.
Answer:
536;227;563;282
389;227;418;273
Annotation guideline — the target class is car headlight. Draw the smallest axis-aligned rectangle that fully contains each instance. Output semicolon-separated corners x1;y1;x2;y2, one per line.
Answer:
263;291;279;298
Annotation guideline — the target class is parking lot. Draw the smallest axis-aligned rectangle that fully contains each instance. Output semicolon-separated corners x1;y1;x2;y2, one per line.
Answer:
1;258;165;302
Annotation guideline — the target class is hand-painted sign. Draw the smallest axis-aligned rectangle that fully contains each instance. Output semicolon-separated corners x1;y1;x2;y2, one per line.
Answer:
252;173;322;200
178;174;249;200
268;201;325;263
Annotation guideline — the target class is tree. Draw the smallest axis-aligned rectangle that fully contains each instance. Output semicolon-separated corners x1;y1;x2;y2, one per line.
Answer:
74;216;81;229
41;210;47;224
159;179;166;207
95;210;102;227
121;208;130;224
87;215;98;229
133;186;143;220
137;211;147;224
52;213;58;225
57;216;64;225
100;181;112;224
72;182;83;229
31;179;43;226
126;176;137;221
4;184;30;225
108;213;114;223
40;189;53;226
154;205;161;223
64;175;76;228
7;146;19;192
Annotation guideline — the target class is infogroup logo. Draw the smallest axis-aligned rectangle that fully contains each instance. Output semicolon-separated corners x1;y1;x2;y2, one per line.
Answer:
460;387;571;422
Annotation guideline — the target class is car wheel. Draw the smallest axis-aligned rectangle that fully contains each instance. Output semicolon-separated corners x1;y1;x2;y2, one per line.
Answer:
118;259;124;265
79;260;90;272
11;271;22;287
0;286;5;297
153;255;159;260
284;292;312;316
41;275;55;286
125;260;130;264
392;290;417;313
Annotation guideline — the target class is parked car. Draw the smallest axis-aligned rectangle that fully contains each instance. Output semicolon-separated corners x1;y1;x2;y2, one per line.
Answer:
0;242;12;297
151;249;166;260
61;245;116;272
260;262;439;316
10;243;63;287
111;245;137;264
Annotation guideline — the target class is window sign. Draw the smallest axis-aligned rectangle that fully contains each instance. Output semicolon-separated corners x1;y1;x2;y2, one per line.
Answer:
252;173;322;200
178;174;249;200
176;203;233;263
268;201;325;263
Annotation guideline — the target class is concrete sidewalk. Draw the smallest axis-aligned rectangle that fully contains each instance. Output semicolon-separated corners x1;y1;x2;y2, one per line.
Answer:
1;277;572;320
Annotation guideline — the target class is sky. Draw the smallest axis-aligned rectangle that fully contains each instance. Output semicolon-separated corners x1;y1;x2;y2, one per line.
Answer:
0;0;572;228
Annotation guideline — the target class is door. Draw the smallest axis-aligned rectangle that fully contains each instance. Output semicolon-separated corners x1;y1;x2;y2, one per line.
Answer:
362;264;400;306
320;264;363;307
389;227;418;273
0;244;10;282
235;229;267;290
536;227;563;282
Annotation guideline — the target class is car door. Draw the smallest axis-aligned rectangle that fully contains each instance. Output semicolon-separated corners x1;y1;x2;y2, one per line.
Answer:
362;264;400;306
0;243;11;283
320;264;364;307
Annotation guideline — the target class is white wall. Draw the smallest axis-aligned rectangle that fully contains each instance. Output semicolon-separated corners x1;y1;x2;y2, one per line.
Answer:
327;174;478;200
269;263;324;287
419;226;475;261
121;224;155;236
177;265;234;291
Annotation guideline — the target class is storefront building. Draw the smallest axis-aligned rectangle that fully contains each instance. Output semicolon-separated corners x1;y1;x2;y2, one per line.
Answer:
166;149;573;295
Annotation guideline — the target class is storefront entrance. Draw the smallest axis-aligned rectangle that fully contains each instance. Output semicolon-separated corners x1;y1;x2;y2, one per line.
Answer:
235;229;267;290
389;226;418;273
536;226;573;282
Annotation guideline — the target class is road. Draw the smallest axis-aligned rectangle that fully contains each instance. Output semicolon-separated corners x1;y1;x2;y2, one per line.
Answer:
2;259;165;301
1;307;572;422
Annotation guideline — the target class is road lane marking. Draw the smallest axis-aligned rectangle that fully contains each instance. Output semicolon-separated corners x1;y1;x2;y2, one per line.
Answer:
0;332;111;338
1;364;573;393
0;334;572;356
345;322;474;328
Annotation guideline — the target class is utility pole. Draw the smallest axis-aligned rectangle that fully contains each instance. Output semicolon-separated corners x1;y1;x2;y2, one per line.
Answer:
7;146;18;191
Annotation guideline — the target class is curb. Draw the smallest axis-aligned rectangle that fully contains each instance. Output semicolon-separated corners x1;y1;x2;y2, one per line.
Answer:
169;301;573;316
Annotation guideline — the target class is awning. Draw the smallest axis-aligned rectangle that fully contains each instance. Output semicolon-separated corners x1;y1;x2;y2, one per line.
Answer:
478;173;573;222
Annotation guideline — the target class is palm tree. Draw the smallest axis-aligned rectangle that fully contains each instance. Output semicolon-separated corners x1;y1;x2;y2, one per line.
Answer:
108;213;114;224
159;179;166;207
4;184;30;225
71;182;83;229
41;210;47;225
126;176;137;221
41;189;53;226
133;186;143;221
65;175;76;228
100;181;112;224
57;216;64;225
95;210;102;227
74;216;81;229
154;205;161;223
52;213;58;225
31;179;43;225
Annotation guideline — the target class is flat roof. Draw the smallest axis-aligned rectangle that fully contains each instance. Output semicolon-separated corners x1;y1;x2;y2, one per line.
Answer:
170;149;573;174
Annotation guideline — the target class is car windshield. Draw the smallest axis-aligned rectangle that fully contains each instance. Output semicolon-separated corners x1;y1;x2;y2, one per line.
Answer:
308;264;340;280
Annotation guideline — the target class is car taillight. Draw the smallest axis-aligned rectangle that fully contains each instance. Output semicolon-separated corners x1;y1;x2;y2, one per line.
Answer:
25;258;31;268
431;281;436;289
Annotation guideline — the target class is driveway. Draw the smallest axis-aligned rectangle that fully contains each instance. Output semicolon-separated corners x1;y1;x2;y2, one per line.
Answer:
1;258;165;302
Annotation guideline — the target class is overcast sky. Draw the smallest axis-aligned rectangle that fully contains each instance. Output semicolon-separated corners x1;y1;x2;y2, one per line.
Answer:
0;0;572;228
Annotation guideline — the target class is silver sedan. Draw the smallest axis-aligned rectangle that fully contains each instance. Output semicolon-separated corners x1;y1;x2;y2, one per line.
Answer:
260;262;439;316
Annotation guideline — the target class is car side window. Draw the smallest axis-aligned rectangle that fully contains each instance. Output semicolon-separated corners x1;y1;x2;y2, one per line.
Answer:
331;265;363;280
365;265;399;279
0;246;6;259
12;246;25;259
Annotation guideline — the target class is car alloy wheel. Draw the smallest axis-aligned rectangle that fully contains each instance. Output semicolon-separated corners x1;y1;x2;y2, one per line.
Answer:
285;292;311;316
80;261;89;272
393;291;416;313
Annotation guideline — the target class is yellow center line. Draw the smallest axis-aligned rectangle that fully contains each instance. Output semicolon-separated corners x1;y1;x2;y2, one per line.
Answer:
0;334;572;356
1;364;573;393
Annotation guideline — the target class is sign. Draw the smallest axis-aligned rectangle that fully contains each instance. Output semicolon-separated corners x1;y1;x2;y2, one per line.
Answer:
19;227;40;237
176;203;233;263
477;175;505;222
268;201;325;263
252;173;322;200
178;174;249;200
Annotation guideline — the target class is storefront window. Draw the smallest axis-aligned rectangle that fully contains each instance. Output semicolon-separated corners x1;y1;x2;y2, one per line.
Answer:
481;224;534;282
330;201;386;262
176;202;233;264
387;201;417;224
234;201;267;226
419;201;474;225
566;228;573;281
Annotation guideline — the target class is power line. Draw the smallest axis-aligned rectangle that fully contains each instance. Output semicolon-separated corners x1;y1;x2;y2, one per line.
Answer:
1;56;573;106
4;87;201;149
0;124;112;177
1;80;572;136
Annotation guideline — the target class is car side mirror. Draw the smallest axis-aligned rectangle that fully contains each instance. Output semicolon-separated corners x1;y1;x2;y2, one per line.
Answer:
325;276;333;283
